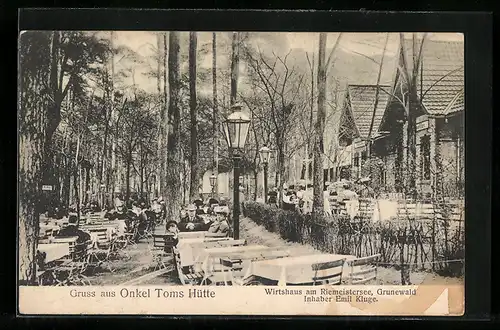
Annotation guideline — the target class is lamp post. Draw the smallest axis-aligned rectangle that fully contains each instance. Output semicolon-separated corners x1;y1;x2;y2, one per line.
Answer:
259;145;271;204
209;173;217;198
222;104;251;240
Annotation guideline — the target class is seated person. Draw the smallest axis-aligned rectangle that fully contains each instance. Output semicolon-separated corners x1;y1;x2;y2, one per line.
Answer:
105;202;128;221
207;207;230;235
55;217;92;256
193;198;204;209
53;206;66;220
178;204;205;232
90;201;101;213
282;192;295;211
165;220;179;247
208;198;219;207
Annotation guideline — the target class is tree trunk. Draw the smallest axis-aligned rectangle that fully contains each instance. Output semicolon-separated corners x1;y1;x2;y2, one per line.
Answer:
212;32;219;196
165;31;182;223
230;32;240;105
156;33;164;199
126;158;131;201
189;32;199;201
253;169;258;201
160;33;169;199
406;93;418;199
109;31;117;200
19;32;54;284
312;33;327;218
19;88;46;285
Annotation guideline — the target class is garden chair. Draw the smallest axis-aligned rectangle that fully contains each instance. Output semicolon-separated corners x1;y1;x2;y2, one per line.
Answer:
87;238;116;273
346;253;381;285
149;234;175;271
310;258;346;286
200;259;236;286
47;251;92;286
136;221;153;241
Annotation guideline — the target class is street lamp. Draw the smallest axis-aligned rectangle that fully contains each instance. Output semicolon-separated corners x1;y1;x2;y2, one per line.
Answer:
222;103;251;240
259;145;271;204
209;173;217;198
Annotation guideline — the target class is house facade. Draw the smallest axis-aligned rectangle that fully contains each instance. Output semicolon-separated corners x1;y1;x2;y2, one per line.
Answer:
338;38;464;198
338;84;391;185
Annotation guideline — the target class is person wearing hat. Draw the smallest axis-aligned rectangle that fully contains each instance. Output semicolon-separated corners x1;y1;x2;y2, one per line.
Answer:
178;204;205;232
165;220;180;247
207;206;230;235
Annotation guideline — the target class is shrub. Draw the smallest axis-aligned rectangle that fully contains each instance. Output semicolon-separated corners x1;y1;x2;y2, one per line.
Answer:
243;201;464;278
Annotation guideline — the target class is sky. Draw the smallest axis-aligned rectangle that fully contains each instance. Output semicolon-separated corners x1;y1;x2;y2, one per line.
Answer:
105;31;464;96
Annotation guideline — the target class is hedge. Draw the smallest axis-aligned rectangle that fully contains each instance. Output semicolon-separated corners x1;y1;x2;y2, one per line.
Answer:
242;201;464;278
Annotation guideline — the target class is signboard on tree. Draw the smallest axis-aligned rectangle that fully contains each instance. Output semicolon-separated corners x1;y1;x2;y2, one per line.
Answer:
41;185;53;191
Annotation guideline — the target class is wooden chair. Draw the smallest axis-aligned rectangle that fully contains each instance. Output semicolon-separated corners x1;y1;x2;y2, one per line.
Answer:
346;254;381;285
311;258;346;286
41;228;53;239
149;234;175;271
92;228;111;248
87;213;104;224
201;259;236;286
87;238;116;273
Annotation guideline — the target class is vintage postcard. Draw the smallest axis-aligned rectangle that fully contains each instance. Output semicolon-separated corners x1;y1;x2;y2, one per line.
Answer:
18;31;464;316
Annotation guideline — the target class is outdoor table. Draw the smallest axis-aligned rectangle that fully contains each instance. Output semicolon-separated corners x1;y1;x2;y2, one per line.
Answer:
248;254;356;286
52;236;79;244
177;231;228;239
178;231;208;239
176;237;236;268
196;245;270;274
37;243;70;263
39;224;61;236
220;248;293;280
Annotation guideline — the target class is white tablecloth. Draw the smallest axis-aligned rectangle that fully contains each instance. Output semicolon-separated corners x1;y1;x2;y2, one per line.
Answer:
38;243;70;262
177;237;234;268
178;231;207;239
249;254;355;285
197;245;270;273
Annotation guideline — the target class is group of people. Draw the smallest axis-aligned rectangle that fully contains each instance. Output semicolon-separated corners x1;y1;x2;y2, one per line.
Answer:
177;197;230;233
266;181;359;215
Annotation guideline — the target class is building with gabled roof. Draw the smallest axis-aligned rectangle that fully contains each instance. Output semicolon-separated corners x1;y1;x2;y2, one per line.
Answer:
337;84;391;182
375;38;464;198
336;37;464;198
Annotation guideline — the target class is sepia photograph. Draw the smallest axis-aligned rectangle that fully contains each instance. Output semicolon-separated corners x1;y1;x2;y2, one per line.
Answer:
18;30;465;315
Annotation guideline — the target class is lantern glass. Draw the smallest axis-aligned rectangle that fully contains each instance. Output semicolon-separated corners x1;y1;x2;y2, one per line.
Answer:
259;145;271;164
223;104;251;150
209;174;217;187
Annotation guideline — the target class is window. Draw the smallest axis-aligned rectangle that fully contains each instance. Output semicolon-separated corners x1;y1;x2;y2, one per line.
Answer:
329;168;334;182
420;135;431;180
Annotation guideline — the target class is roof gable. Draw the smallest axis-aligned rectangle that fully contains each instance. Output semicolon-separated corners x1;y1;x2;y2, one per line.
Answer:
401;38;464;116
347;84;390;140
